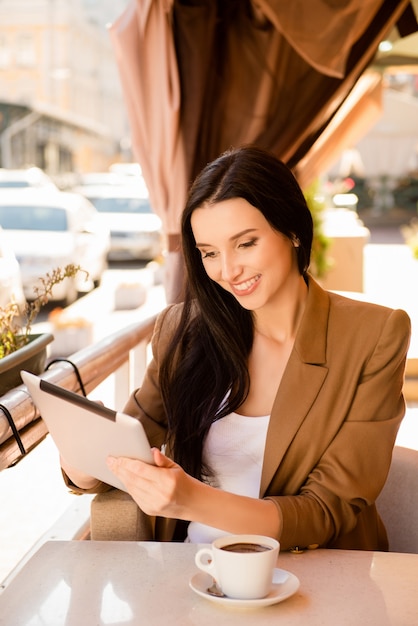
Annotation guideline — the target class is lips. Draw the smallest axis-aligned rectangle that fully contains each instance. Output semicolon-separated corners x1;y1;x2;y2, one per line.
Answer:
231;274;261;295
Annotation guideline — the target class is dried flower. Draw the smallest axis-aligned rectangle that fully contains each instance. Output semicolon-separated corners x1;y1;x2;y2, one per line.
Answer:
0;264;88;358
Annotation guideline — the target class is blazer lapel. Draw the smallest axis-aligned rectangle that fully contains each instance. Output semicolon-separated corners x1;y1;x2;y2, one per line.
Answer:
260;277;330;495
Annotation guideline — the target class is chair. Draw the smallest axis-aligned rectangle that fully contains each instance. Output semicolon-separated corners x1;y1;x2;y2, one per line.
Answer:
376;445;418;554
90;489;154;541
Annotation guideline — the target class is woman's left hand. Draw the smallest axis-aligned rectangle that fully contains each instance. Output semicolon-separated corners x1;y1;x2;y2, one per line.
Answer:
106;448;193;519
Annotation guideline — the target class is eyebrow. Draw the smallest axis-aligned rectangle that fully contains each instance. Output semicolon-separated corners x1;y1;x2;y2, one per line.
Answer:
195;228;258;248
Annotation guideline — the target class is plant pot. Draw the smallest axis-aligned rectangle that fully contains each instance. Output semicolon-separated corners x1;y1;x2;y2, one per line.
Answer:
0;333;54;396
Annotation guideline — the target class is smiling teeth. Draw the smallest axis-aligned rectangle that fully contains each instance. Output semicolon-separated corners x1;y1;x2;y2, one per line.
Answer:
234;275;260;291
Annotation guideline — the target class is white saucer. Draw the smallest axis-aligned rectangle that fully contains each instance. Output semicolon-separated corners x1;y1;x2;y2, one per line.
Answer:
189;567;300;608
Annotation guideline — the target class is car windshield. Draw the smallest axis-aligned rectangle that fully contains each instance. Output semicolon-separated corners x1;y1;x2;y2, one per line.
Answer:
88;196;152;214
0;205;68;231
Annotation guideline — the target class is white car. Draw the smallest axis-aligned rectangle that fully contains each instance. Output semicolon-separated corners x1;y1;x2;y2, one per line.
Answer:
75;184;163;261
73;172;129;189
0;189;110;304
0;226;25;311
0;167;58;191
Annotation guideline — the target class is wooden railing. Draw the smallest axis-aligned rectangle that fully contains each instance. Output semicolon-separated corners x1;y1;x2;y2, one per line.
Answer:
0;315;157;471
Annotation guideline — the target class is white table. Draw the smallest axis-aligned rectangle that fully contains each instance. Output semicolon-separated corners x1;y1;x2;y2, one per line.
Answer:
0;541;417;625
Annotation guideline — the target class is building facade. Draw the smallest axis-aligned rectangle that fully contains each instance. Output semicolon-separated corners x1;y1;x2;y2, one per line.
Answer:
0;0;131;181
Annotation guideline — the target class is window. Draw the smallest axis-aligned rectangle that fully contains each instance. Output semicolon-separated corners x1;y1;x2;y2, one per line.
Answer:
0;206;68;231
89;197;152;214
0;34;11;68
15;33;35;67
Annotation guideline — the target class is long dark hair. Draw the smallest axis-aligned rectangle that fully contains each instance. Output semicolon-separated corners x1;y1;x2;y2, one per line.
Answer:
160;145;313;479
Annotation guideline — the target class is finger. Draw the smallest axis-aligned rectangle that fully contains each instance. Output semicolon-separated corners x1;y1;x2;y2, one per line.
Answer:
106;456;165;513
106;455;144;477
106;455;161;490
152;447;177;467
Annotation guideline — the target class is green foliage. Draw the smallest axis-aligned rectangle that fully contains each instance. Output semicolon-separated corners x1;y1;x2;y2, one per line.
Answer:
0;264;87;358
401;218;418;260
303;181;332;279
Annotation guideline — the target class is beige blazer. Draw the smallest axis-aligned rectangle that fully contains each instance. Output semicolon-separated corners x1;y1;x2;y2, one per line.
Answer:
73;277;411;550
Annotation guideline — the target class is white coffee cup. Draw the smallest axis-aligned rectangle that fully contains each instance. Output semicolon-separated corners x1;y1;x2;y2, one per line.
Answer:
194;534;280;599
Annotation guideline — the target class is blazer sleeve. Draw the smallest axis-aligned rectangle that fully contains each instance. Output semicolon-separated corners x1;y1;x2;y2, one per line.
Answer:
265;307;411;550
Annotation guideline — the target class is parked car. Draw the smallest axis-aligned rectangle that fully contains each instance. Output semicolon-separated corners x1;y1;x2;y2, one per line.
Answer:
0;167;58;191
0;226;25;311
0;189;110;304
72;164;144;192
108;162;142;179
74;184;163;261
73;172;129;189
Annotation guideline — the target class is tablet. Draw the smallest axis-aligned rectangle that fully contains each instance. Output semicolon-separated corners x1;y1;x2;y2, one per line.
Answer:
21;370;154;492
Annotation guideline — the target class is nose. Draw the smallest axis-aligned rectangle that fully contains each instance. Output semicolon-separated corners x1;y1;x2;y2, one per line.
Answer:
220;251;242;283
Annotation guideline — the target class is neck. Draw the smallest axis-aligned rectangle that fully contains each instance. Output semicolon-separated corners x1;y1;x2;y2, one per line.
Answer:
254;275;308;344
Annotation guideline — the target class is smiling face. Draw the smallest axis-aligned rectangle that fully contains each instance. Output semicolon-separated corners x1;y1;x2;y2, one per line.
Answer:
191;197;301;312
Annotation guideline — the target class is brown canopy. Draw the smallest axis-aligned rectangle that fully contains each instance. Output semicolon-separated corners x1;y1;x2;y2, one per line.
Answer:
109;0;416;300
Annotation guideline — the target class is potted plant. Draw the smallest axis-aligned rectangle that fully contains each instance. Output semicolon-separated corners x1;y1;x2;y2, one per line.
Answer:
401;218;418;260
0;264;87;395
303;181;332;279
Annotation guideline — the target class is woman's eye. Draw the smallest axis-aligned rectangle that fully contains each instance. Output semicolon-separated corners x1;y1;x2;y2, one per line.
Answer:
201;250;217;259
239;239;257;249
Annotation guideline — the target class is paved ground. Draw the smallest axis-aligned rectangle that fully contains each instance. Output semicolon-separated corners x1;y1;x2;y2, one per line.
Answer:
1;224;417;583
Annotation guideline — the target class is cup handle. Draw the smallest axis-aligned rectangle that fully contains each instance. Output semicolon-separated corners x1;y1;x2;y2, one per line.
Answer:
195;548;216;576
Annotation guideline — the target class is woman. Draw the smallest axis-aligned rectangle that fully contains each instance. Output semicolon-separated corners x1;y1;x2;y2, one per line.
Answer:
63;145;411;551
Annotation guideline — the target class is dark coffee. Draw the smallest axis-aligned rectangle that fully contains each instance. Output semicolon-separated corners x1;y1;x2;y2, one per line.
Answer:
220;542;272;553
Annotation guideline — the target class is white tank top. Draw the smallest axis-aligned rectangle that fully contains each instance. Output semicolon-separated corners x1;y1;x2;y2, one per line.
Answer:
187;411;270;544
